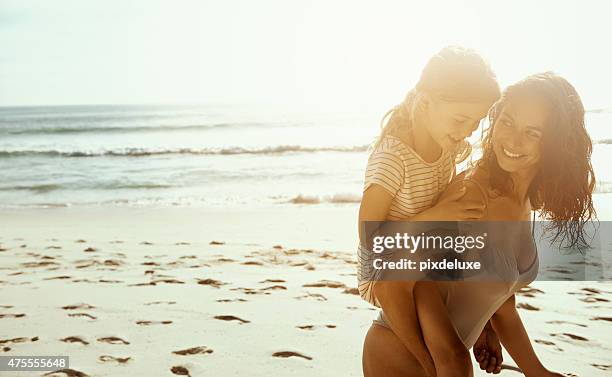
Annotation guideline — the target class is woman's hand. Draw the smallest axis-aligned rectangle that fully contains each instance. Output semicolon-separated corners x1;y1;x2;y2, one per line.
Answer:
473;321;503;374
491;296;566;377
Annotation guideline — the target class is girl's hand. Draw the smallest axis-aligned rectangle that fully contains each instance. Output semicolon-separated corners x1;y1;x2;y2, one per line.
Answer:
418;186;486;221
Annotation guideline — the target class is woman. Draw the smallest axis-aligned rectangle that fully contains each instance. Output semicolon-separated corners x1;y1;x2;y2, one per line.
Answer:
361;72;596;377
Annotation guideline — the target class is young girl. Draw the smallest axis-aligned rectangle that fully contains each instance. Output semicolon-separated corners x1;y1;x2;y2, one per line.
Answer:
358;46;501;376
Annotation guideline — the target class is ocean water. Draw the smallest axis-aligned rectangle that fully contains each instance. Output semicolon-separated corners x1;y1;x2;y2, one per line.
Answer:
0;104;610;209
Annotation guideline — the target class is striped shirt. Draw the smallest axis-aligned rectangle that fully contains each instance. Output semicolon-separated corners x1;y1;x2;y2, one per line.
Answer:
358;134;463;306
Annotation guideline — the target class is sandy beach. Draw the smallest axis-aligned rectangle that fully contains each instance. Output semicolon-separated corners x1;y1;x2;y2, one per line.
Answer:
1;204;611;377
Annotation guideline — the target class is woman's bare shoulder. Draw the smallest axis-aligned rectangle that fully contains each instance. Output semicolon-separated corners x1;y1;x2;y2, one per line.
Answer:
437;167;488;205
450;167;491;200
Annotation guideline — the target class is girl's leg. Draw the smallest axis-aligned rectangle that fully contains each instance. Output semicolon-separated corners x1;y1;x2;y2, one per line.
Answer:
362;323;429;377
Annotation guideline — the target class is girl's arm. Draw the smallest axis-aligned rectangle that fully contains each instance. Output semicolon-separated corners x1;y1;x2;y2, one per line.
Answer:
490;295;565;377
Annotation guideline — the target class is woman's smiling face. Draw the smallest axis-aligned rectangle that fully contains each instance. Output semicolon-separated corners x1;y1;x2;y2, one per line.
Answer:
492;96;549;174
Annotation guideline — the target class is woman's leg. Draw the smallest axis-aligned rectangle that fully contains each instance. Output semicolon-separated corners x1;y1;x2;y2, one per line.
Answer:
362;323;429;377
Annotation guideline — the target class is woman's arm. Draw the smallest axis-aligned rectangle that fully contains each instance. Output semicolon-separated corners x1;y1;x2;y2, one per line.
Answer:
490;295;564;377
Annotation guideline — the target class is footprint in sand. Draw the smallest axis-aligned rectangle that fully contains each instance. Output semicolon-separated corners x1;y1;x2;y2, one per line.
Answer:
591;364;611;371
44;276;72;280
294;292;327;301
97;336;130;345
296;325;336;330
550;333;589;344
21;261;58;268
302;280;346;289
144;301;176;305
260;285;287;291
130;278;185;286
259;279;286;283
73;260;99;269
83;247;97;252
516;286;544;297
98;355;131;364
230;287;270;295
546;320;586;327
516;303;540;311
591;316;612;322
140;241;154;245
136;320;172;325
579;297;609;303
582;287;609;294
75;239;87;243
214;315;250;324
43;368;90;377
343;287;359;295
272;351;312;360
288;261;307;267
216;298;248;303
0;336;39;345
60;336;89;345
151;278;185;284
68;313;97;320
62;303;95;310
175;242;191;245
242;261;264;266
197;278;226;288
0;313;26;318
130;282;156;286
535;339;563;351
170;366;191;376
46;245;62;250
99;279;124;283
209;240;225;245
103;259;122;266
172;346;213;355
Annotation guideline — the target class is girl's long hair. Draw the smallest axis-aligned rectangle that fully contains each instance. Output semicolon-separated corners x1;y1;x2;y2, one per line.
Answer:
480;72;596;249
374;46;500;163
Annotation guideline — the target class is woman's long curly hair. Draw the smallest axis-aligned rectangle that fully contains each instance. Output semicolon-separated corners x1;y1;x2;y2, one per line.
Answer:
480;72;596;249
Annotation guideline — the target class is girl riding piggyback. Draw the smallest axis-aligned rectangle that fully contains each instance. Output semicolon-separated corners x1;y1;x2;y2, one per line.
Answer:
358;46;501;375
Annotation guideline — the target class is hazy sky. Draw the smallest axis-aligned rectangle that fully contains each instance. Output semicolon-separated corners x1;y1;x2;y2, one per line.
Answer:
1;0;611;110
